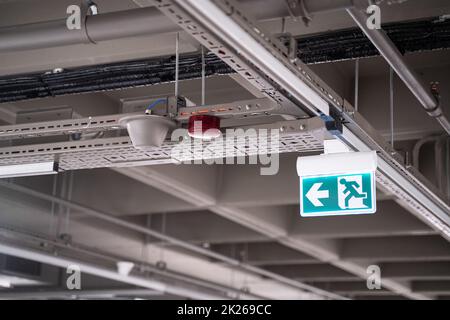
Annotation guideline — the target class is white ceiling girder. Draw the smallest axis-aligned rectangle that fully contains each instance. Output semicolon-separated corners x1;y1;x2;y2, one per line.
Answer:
211;242;320;266
117;163;429;299
379;262;450;280
341;236;450;262
308;281;395;296
288;201;436;239
148;211;271;244
412;281;450;295
0;195;321;300
0;180;338;299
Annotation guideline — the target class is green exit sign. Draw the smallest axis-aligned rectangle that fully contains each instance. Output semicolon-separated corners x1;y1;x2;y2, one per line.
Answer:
297;150;378;217
300;172;376;217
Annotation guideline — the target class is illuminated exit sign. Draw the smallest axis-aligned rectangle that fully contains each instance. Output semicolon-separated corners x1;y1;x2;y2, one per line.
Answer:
297;150;377;217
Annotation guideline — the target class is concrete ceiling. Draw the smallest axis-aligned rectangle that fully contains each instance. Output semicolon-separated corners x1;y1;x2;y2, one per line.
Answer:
0;0;449;300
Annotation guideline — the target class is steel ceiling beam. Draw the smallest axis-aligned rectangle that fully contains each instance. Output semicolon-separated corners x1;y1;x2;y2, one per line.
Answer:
118;160;429;300
0;288;163;300
0;242;225;300
0;181;342;300
0;226;265;300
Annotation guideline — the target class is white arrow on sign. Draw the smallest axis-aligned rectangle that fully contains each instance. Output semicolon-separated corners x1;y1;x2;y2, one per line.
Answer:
306;183;329;207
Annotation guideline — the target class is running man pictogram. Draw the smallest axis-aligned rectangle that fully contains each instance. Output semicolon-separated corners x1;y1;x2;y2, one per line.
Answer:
339;178;367;208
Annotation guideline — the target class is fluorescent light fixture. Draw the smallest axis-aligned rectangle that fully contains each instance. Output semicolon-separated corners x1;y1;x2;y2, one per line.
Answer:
0;161;58;179
297;151;377;177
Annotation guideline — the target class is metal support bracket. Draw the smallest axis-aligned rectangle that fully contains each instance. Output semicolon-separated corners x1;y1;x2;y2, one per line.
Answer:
285;0;313;26
322;108;344;136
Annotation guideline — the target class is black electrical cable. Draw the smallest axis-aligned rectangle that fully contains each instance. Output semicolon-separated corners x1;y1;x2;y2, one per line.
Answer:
0;16;448;103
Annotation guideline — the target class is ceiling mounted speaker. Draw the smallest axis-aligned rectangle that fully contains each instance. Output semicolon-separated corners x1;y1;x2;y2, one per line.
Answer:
119;115;177;149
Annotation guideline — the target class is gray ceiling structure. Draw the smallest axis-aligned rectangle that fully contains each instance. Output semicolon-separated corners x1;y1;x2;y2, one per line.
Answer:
0;0;449;300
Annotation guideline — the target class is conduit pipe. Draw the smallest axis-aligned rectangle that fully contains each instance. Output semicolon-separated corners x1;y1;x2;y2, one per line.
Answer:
347;7;450;135
0;0;355;53
0;7;180;52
